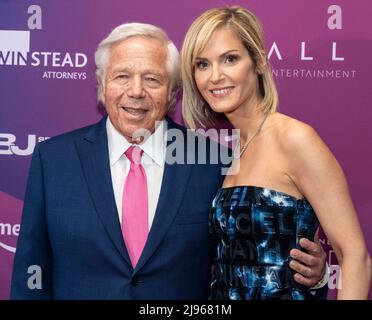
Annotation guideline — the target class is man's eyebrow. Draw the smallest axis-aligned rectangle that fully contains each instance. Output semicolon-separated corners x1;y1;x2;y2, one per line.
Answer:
110;67;130;73
111;67;165;78
143;70;165;78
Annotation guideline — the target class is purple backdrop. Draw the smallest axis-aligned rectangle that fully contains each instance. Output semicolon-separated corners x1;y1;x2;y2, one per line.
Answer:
1;0;371;299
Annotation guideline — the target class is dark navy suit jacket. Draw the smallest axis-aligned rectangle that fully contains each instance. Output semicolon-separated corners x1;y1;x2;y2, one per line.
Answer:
11;116;226;299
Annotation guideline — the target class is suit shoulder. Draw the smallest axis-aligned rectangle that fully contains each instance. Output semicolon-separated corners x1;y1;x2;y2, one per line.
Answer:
37;118;105;152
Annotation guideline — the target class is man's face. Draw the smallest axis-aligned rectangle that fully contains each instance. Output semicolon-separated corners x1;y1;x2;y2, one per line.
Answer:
100;36;170;143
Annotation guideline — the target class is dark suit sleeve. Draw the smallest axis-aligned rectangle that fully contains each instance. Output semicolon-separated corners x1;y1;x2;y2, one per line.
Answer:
10;144;53;299
311;283;329;300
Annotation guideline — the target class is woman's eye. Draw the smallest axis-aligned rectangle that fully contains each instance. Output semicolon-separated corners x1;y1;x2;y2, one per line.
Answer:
195;60;208;70
225;55;238;64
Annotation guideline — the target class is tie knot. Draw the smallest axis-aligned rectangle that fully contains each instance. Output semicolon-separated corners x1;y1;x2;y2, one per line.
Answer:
125;146;143;164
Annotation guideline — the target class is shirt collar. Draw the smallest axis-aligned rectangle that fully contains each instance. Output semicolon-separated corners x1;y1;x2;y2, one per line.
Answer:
106;117;167;167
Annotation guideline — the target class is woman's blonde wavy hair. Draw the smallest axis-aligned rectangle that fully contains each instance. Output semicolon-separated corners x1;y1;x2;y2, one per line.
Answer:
181;6;278;129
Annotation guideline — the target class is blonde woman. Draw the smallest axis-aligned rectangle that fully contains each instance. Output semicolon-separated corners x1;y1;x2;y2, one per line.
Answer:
181;6;371;300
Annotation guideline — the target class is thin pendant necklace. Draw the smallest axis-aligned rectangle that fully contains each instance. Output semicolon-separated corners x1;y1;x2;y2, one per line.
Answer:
234;112;269;159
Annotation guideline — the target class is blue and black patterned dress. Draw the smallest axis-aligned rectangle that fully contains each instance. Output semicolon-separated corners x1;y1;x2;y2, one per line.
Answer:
209;186;319;300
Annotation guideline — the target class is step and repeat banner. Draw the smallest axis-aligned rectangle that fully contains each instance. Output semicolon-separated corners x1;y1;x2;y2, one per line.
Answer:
1;0;371;299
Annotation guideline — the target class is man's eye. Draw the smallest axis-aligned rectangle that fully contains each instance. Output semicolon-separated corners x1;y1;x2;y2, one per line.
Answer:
225;55;238;64
195;60;208;70
117;74;129;80
145;77;158;82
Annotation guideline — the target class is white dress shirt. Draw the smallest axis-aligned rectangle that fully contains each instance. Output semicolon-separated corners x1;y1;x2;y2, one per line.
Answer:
106;117;167;230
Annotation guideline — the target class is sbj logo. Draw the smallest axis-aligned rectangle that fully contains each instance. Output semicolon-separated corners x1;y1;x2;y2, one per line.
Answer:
0;5;88;79
0;133;49;156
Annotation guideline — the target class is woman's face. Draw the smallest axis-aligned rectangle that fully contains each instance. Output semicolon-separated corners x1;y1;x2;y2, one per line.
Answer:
194;27;260;116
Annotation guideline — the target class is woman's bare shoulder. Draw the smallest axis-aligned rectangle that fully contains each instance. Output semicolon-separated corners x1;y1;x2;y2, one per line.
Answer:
271;113;320;150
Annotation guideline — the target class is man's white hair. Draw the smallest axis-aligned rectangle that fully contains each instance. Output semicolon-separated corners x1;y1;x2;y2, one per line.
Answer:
95;22;181;109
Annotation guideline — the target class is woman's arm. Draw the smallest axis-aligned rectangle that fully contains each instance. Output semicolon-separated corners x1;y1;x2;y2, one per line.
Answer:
284;121;371;299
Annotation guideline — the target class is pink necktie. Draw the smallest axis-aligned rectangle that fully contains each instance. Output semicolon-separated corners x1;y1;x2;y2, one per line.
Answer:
122;146;148;268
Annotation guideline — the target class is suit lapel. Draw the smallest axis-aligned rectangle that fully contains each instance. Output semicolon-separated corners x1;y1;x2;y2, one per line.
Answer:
74;117;132;267
134;118;192;272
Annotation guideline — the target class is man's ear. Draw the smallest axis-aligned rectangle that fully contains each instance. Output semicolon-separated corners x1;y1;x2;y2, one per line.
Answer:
97;76;105;104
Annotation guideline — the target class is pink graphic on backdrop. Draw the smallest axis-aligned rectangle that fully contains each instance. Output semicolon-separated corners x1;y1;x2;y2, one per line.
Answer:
0;192;22;299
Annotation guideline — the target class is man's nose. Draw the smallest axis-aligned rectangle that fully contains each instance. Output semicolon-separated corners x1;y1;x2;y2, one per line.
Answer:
127;77;145;98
